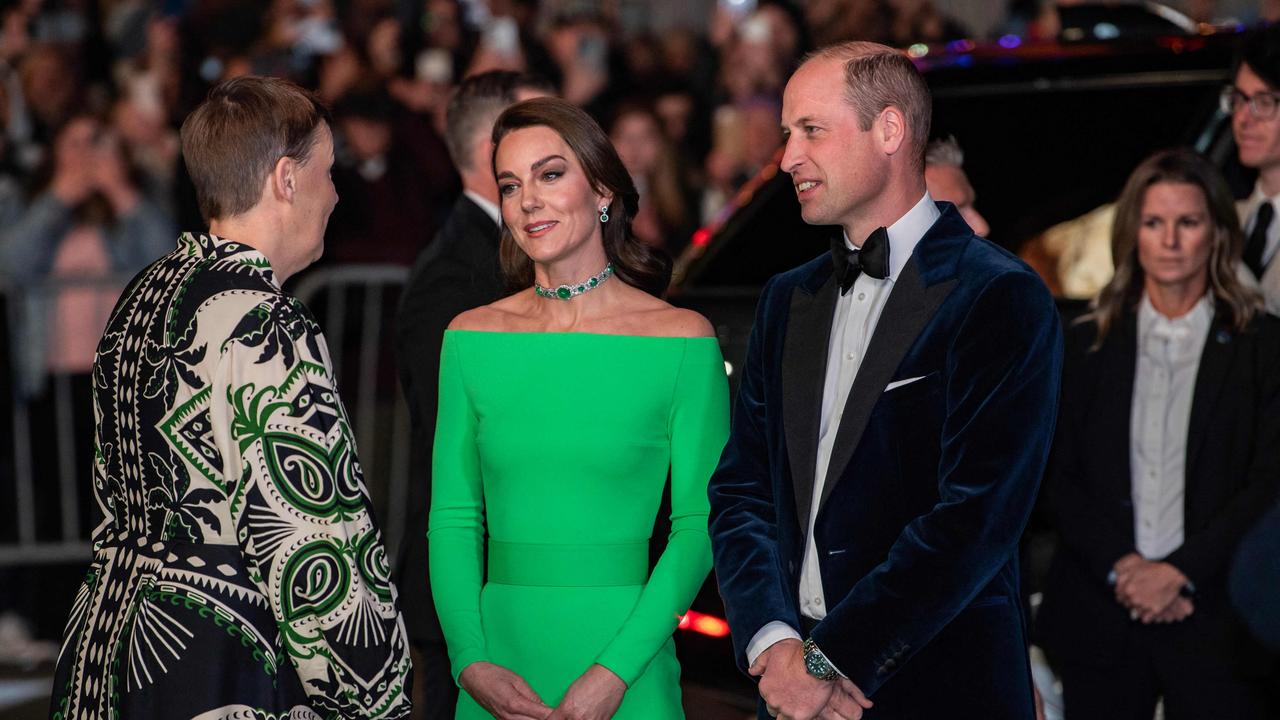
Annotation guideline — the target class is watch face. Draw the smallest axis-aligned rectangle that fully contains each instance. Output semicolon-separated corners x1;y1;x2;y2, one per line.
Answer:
805;650;832;678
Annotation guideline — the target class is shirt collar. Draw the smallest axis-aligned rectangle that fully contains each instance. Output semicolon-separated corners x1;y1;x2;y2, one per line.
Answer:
1138;292;1215;342
464;190;502;227
841;192;940;282
1243;183;1280;224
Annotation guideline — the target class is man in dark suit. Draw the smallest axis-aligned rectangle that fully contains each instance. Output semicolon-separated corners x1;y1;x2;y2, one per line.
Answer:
707;41;1062;720
394;70;551;719
1229;24;1280;314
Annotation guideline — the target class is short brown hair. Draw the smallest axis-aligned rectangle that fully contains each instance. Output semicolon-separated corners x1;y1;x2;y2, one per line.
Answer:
803;41;931;172
444;71;554;172
491;97;672;297
180;76;331;222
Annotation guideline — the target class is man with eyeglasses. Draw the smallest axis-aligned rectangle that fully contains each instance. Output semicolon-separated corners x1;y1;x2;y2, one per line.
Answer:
1223;23;1280;313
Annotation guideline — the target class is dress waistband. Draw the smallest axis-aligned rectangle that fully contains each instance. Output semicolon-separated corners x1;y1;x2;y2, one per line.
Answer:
488;540;649;587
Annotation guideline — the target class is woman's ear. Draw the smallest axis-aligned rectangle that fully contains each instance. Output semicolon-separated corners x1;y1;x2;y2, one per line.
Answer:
271;156;298;202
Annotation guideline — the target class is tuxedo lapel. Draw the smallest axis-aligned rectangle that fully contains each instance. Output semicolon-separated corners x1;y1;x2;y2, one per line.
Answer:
783;270;839;528
817;259;956;510
1185;317;1235;481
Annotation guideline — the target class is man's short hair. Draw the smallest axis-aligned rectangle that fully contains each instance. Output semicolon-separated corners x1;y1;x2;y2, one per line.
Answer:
1238;23;1280;89
802;41;932;171
444;71;553;172
180;76;330;222
924;135;965;168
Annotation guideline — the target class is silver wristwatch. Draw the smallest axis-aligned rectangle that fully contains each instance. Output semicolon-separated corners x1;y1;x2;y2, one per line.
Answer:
802;637;837;681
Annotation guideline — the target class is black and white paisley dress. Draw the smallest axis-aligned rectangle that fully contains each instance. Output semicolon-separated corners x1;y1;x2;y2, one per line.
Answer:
49;232;412;719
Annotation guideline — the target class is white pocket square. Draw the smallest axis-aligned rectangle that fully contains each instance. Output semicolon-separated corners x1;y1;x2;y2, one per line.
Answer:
885;375;926;392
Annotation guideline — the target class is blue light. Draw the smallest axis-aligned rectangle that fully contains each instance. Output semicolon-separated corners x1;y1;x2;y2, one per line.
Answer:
998;34;1022;49
1093;22;1120;40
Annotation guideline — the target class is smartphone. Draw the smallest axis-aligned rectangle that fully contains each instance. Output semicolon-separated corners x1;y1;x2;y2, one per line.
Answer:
719;0;758;22
416;48;453;84
740;13;771;43
482;16;520;58
577;34;606;74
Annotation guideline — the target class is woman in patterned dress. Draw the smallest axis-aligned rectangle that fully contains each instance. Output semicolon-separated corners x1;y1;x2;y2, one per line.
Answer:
49;76;412;720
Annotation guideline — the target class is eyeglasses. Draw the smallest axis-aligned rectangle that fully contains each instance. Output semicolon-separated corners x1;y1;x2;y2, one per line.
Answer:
1220;85;1280;120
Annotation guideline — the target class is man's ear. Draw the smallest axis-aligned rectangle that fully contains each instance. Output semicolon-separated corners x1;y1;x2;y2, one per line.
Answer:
271;156;298;202
878;105;907;157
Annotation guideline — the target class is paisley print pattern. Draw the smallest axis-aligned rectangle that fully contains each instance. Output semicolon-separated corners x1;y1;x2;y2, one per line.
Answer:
50;232;411;719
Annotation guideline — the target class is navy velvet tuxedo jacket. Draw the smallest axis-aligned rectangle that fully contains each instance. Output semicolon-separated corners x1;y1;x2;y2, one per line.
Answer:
708;204;1063;718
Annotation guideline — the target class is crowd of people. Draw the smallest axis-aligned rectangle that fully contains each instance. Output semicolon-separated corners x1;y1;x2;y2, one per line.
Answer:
3;1;1280;719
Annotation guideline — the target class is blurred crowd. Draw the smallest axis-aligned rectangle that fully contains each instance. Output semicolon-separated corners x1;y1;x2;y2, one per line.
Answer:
0;0;1273;312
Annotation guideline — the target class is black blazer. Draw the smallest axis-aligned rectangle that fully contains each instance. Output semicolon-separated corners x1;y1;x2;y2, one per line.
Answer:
394;194;503;644
1038;305;1280;671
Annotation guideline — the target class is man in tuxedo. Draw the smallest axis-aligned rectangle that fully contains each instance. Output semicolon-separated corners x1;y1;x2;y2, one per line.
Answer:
394;69;550;719
1230;23;1280;313
708;41;1063;720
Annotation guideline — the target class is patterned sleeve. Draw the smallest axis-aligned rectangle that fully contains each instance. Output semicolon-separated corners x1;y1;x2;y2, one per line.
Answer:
211;294;412;719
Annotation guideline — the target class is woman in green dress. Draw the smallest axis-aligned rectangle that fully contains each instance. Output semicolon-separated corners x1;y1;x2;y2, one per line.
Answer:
428;97;730;719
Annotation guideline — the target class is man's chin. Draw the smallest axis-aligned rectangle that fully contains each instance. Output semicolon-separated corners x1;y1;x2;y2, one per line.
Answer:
1239;149;1276;170
799;207;830;226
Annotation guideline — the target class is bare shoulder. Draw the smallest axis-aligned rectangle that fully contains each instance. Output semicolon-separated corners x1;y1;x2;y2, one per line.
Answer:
446;300;516;332
632;303;716;339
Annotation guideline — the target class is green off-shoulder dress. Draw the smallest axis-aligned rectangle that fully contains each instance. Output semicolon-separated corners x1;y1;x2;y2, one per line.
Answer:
429;330;729;719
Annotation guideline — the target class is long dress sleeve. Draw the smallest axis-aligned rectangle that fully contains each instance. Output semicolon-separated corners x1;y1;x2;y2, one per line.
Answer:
211;295;412;719
428;333;490;681
593;339;730;686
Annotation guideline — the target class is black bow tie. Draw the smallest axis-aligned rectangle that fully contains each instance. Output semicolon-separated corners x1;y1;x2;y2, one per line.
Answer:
830;227;890;294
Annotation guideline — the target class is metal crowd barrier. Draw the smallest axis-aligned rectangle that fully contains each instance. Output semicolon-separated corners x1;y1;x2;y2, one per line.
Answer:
0;274;133;565
0;264;413;566
292;264;412;558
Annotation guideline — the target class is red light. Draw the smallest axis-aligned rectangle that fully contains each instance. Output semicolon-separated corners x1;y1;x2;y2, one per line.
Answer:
691;228;712;247
678;610;731;638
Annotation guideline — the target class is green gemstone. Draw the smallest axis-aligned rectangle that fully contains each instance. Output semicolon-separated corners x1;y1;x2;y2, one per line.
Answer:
589;278;598;287
577;285;585;292
556;286;571;299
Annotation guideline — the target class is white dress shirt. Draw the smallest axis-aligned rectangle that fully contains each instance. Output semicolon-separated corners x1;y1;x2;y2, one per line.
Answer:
1130;293;1212;560
746;193;941;667
1240;184;1280;271
463;189;502;227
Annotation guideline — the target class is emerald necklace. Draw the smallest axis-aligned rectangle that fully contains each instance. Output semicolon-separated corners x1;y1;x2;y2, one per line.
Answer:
534;263;614;300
